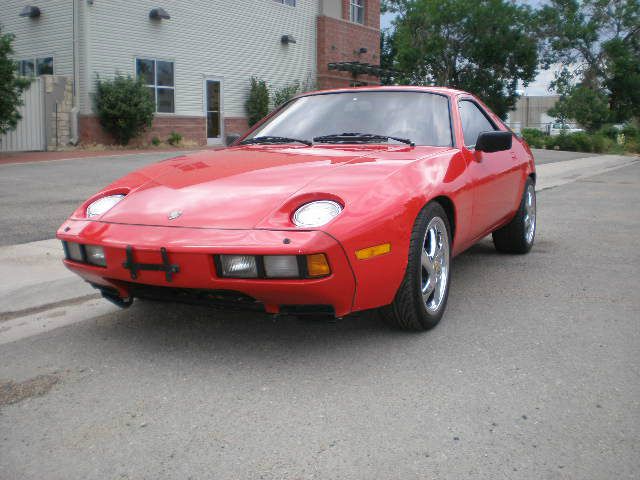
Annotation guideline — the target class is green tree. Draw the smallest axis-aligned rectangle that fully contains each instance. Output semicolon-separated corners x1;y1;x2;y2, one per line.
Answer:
604;37;640;122
549;85;611;132
94;75;155;145
539;0;640;89
245;77;269;126
0;28;31;135
388;0;539;118
380;30;398;85
540;0;640;123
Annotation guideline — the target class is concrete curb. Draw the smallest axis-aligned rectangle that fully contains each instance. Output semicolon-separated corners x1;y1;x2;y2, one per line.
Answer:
0;239;96;317
535;154;638;191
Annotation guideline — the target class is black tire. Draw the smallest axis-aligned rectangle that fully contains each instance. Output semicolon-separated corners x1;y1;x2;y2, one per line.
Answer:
492;177;536;254
380;202;452;331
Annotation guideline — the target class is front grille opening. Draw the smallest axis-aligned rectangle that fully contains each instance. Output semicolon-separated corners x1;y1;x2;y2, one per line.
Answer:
279;305;335;316
120;282;265;312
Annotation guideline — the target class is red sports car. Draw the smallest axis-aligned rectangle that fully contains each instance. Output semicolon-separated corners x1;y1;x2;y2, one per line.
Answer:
57;87;536;330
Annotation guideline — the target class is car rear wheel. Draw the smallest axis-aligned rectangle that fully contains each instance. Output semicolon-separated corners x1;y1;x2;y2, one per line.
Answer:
492;177;536;254
380;202;451;331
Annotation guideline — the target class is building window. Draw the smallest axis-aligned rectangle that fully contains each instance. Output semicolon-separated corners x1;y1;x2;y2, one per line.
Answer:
274;0;296;6
136;58;175;113
18;57;53;76
350;0;365;24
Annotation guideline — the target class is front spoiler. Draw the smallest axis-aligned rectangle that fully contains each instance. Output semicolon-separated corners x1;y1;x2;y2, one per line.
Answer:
57;220;357;317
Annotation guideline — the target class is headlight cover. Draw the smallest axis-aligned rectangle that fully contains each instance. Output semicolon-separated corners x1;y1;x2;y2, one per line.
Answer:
86;194;125;218
292;200;342;227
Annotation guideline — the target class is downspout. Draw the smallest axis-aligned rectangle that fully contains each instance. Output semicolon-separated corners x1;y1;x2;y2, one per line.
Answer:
70;0;80;145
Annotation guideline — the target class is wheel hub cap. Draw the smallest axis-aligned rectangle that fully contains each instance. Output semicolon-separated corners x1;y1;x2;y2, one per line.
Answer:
524;184;536;244
421;217;450;314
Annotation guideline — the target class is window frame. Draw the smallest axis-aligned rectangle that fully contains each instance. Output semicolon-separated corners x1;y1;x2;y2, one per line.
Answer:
18;55;54;77
202;76;225;144
135;57;176;114
458;98;498;149
247;89;456;148
350;0;365;24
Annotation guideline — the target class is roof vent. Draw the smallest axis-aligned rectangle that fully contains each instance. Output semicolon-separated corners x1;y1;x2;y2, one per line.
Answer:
149;7;170;20
19;5;41;18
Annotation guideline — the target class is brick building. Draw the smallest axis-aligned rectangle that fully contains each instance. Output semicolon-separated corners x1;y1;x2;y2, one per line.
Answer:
2;0;380;147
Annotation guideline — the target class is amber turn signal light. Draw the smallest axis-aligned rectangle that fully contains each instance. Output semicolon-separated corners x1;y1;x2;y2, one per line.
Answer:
355;243;391;260
306;253;331;277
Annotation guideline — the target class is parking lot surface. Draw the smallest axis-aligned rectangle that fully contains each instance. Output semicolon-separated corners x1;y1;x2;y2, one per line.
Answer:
1;161;638;479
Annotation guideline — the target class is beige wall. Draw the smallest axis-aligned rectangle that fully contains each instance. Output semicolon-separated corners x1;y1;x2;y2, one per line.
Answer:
507;95;560;131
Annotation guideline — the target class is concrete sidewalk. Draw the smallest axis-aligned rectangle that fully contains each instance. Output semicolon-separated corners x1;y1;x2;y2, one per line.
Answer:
0;146;218;166
0;154;636;320
0;240;96;320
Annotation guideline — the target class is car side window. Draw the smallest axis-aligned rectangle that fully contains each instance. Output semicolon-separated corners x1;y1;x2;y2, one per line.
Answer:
459;100;496;148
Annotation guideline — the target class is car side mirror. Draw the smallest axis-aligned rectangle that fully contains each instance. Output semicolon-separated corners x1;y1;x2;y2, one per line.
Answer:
475;131;512;153
225;134;241;146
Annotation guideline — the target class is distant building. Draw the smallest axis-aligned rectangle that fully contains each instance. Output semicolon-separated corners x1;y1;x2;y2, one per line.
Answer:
506;95;560;133
2;0;381;147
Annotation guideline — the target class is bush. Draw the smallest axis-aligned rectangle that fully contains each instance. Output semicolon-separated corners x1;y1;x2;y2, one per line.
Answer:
245;77;269;127
271;81;301;109
521;128;546;149
94;75;155;145
167;131;182;146
0;28;31;135
151;136;161;146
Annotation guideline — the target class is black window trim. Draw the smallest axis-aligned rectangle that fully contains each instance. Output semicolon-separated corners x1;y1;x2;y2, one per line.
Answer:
273;0;296;6
265;89;457;148
458;97;500;149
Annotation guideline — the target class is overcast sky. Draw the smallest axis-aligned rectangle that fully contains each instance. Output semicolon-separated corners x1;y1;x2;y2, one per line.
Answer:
381;0;554;95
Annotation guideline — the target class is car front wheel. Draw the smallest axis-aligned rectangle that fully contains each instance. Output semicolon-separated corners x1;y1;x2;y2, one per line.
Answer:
381;202;452;331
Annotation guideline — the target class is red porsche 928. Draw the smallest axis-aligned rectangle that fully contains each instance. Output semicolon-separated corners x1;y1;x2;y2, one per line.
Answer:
57;87;536;331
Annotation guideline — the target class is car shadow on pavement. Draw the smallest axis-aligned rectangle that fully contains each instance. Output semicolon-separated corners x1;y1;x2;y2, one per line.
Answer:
69;236;523;364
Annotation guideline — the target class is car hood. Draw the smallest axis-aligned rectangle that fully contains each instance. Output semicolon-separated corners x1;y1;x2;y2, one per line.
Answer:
98;145;451;229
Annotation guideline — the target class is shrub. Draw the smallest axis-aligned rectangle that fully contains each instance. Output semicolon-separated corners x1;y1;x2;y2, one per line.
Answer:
245;77;269;127
167;131;182;146
0;28;31;135
94;75;155;145
622;123;640;144
271;81;301;109
521;128;546;149
151;136;161;146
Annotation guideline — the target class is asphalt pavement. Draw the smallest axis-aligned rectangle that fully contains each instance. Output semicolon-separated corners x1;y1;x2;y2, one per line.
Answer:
0;151;188;246
0;154;638;479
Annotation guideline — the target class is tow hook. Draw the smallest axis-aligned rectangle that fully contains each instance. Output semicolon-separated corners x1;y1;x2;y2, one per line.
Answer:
101;291;134;309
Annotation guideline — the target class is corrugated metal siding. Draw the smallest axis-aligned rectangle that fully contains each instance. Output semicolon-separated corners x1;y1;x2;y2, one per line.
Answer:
0;78;46;152
83;0;318;117
1;0;74;77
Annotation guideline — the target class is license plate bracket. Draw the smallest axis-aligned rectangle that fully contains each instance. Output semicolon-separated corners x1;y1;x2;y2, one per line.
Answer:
122;246;180;282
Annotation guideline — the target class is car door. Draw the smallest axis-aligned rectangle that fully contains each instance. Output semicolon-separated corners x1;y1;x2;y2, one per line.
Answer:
458;98;521;240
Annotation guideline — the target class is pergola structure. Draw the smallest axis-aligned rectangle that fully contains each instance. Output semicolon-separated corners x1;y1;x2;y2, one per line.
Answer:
327;61;397;84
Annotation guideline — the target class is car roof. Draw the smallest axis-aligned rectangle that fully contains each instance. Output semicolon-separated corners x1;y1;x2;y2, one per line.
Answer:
304;85;468;98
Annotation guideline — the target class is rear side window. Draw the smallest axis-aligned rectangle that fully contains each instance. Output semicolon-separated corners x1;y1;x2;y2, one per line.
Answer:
459;100;496;147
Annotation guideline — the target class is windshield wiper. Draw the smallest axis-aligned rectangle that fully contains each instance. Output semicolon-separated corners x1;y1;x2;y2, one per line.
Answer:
313;132;415;147
240;136;312;147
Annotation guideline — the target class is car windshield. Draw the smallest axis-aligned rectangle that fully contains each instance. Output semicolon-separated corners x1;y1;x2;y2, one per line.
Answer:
246;91;453;147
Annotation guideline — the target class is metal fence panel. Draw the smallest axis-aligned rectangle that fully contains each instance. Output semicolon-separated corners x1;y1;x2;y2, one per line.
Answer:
0;78;46;152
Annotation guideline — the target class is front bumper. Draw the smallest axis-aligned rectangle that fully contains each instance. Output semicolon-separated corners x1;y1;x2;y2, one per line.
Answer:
57;220;356;317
